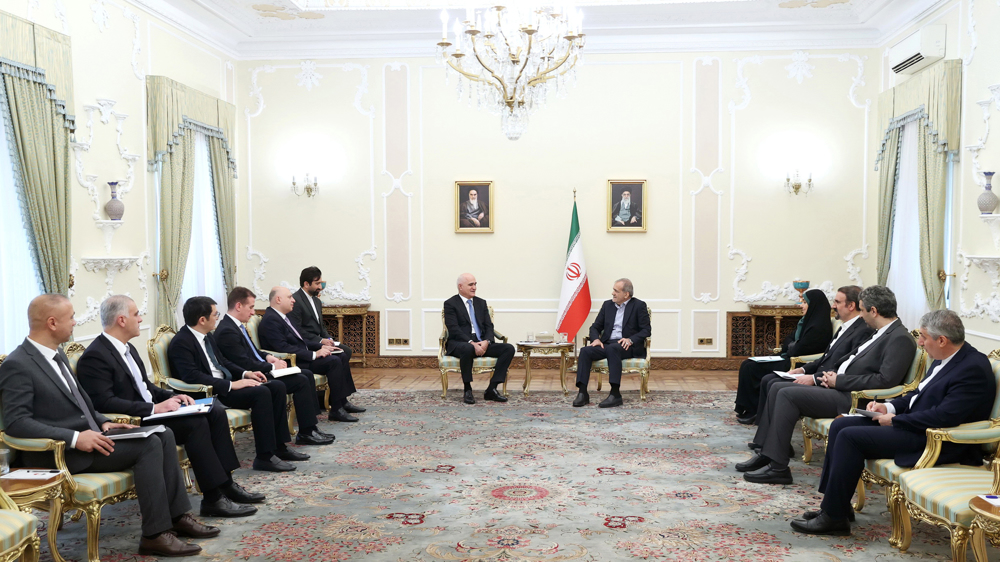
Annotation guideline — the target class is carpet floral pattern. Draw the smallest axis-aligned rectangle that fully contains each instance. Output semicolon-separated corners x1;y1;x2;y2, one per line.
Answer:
29;390;974;561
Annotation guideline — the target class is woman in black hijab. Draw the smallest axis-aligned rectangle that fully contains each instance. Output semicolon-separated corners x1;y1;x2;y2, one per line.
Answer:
733;288;833;424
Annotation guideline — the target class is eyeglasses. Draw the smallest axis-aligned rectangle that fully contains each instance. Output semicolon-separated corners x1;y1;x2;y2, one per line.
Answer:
212;311;221;319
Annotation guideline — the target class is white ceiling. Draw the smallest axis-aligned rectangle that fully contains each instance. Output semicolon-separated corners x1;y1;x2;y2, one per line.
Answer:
133;0;947;59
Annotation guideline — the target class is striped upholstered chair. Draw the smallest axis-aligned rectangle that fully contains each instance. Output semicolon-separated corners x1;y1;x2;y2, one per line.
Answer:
147;325;254;441
438;307;509;399
0;486;39;562
246;314;324;427
800;345;926;464
0;353;136;562
587;305;654;401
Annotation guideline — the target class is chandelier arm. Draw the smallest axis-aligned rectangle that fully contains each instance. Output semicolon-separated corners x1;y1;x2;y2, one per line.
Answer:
470;38;511;101
527;44;576;87
511;32;535;94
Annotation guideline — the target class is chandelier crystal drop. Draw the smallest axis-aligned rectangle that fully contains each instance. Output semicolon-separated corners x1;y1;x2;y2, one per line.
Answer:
436;5;585;140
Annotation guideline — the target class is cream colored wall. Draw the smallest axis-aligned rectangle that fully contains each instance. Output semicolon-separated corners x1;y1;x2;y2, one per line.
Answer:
235;46;881;357
0;1;233;370
878;0;1000;353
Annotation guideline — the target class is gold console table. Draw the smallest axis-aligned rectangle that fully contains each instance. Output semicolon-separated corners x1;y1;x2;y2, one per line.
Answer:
321;304;376;367
744;304;804;357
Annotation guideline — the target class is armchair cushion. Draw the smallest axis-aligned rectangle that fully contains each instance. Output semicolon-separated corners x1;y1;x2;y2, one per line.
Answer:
0;510;36;552
899;467;993;527
71;471;135;504
439;356;499;370
226;409;251;429
867;458;908;482
802;416;834;436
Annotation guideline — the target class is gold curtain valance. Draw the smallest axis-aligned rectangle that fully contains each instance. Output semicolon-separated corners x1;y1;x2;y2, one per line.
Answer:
875;59;961;168
0;10;75;130
146;75;236;177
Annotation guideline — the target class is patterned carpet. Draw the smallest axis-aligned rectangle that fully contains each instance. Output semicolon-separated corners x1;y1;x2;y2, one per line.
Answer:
35;389;969;561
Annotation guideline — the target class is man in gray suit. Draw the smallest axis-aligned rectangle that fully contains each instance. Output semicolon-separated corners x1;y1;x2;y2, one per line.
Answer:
0;294;217;557
736;285;917;485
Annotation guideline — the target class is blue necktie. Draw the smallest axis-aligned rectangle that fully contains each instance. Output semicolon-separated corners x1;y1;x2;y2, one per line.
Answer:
240;324;265;362
467;299;482;341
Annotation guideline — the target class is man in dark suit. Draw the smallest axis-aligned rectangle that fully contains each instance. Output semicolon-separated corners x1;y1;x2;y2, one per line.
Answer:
443;273;515;405
258;286;359;422
737;285;917;485
77;295;262;518
0;294;217;557
573;278;651;408
287;266;364;414
747;285;874;450
214;286;334;445
791;310;995;536
168;296;314;473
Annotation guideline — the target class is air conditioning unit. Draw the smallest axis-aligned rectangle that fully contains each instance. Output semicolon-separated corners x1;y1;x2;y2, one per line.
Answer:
889;25;946;75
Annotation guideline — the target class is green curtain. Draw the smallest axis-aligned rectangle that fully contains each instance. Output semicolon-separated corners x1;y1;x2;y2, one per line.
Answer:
209;136;236;292
155;136;195;329
876;126;900;286
916;122;947;309
1;65;72;295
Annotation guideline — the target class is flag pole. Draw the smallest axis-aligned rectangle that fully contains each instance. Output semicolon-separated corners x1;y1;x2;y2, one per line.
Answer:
573;187;577;201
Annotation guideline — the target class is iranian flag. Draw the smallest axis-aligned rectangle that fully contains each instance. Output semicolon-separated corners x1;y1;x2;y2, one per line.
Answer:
556;201;591;342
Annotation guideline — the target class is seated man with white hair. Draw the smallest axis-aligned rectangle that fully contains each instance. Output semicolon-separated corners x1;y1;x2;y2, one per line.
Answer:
443;273;515;405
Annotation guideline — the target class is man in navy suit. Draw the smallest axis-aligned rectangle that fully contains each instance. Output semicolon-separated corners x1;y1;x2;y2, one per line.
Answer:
573;278;651;408
443;273;515;405
257;286;359;422
791;309;995;536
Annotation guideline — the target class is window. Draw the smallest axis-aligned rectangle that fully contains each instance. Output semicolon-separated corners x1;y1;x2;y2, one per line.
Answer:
0;110;43;352
174;131;226;327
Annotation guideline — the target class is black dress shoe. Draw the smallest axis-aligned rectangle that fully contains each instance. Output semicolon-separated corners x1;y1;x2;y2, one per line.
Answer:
200;496;257;518
329;408;359;422
743;465;793;485
275;449;310;461
735;453;770;472
572;392;590;407
343;400;366;413
295;430;334;446
790;511;851;536
221;481;265;504
598;394;623;408
748;442;761;450
484;388;508;402
314;428;335;439
463;390;476;404
171;513;220;538
253;455;297;472
138;532;202;556
736;414;757;425
797;509;854;523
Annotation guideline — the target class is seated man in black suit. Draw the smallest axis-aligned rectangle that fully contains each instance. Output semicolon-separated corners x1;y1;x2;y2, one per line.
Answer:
573;278;651;408
747;285;874;452
443;273;515;405
0;294;217;557
791;310;995;536
214;286;334;445
257;286;359;423
77;295;262;518
737;285;917;485
167;296;314;473
287;266;363;414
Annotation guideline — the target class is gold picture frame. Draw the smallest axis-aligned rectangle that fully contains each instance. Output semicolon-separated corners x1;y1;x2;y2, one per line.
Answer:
455;181;494;233
607;180;647;232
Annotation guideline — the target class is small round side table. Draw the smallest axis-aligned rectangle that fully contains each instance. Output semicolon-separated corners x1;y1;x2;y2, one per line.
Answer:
969;495;1000;562
515;342;575;396
1;468;65;562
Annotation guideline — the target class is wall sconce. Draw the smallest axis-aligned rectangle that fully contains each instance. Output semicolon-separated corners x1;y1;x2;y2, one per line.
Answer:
291;174;318;198
784;170;813;195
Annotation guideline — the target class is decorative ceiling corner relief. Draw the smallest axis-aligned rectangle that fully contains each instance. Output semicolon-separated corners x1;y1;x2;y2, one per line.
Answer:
244;62;376;302
252;4;325;20
54;0;68;33
778;0;850;7
71;99;141;254
728;52;871;303
958;250;1000;323
89;0;145;80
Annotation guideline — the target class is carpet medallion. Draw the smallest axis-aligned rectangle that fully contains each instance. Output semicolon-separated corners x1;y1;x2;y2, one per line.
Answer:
31;390;972;561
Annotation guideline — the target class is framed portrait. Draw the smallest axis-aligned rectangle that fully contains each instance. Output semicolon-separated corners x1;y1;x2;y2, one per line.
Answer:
607;180;647;232
455;181;494;233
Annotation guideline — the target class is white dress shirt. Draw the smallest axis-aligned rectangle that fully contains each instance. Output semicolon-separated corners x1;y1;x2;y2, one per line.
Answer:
828;315;860;350
885;348;958;414
836;318;898;375
304;291;321;322
101;332;154;404
186;326;247;391
275;309;318;360
25;338;81;448
610;298;631;341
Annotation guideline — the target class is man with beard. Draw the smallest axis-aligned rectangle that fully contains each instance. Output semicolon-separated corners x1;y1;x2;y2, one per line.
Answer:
459;188;489;228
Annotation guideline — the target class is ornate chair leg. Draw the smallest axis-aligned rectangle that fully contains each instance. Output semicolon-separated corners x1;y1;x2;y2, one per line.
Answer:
896;497;913;552
287;402;296;437
971;519;989;562
801;428;813;464
501;370;509;397
48;495;64;562
640;369;648;401
324;386;331;410
440;370;449;399
951;526;971;562
25;535;40;562
852;478;866;512
596;371;602;392
888;484;905;549
83;503;104;562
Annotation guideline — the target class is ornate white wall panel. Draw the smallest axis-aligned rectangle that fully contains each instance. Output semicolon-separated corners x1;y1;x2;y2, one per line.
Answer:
691;57;722;304
382;62;413;303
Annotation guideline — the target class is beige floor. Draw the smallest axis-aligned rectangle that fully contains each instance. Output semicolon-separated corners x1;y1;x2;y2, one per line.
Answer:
354;368;738;392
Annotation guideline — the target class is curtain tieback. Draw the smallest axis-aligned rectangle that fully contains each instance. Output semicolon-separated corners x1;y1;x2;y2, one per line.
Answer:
153;268;170;281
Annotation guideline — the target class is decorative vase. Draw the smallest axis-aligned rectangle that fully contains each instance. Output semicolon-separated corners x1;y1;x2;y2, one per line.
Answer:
792;280;810;303
105;181;124;220
978;172;998;215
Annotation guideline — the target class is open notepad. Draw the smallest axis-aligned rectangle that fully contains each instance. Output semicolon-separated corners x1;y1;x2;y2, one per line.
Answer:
104;425;166;440
143;399;213;421
270;366;302;378
771;371;799;380
750;356;784;362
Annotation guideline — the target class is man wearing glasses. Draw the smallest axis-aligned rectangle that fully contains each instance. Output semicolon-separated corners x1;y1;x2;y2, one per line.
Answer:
167;296;313;473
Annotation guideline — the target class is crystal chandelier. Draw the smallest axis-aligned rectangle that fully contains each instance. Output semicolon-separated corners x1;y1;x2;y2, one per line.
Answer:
436;5;585;140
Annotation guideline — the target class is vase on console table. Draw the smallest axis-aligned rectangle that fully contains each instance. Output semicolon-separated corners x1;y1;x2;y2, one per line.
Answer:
104;181;124;220
978;172;998;215
792;280;810;303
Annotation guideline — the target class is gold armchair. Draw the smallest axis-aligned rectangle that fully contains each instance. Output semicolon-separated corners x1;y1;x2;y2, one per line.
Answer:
0;486;39;562
437;306;509;399
583;305;653;401
789;317;842;369
245;315;312;431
